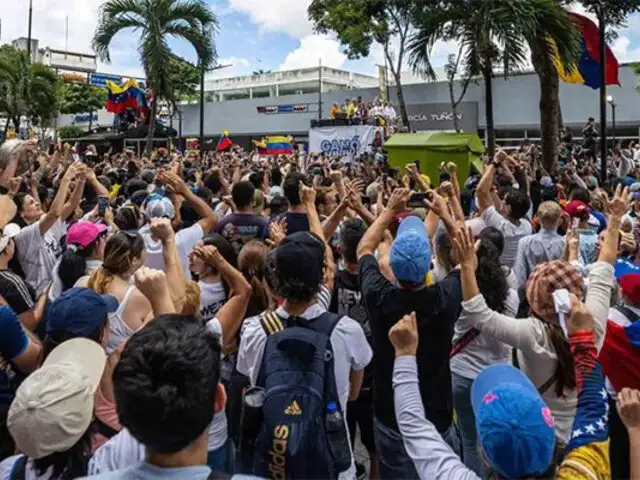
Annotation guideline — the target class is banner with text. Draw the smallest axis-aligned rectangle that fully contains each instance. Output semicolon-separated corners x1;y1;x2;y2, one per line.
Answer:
309;125;383;159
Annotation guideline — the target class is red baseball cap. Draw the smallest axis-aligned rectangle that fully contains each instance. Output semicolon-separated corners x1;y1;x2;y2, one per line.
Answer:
564;200;589;219
620;274;640;306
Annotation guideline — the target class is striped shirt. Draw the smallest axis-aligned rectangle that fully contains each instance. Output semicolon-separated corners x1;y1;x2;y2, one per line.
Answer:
0;270;36;316
481;206;532;268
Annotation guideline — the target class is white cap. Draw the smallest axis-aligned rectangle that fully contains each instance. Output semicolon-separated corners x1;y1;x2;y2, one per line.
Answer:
0;223;21;253
8;338;106;459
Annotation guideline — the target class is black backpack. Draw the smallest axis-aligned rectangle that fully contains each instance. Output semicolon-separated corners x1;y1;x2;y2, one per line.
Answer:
249;311;352;479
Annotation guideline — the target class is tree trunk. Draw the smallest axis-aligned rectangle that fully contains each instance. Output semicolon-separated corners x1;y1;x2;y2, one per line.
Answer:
532;42;560;174
483;64;495;160
394;71;410;130
144;91;158;157
88;110;93;133
448;79;461;133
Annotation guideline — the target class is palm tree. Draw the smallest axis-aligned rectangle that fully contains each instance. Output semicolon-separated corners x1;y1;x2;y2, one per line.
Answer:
522;0;579;173
409;0;577;166
92;0;218;156
0;46;58;140
409;0;532;160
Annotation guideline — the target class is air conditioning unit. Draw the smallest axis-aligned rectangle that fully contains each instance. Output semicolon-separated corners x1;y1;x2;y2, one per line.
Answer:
295;90;303;95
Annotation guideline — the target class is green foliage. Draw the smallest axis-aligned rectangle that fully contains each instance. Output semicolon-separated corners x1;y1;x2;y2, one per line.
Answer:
59;82;108;115
92;0;218;155
0;45;59;126
57;125;86;139
577;0;640;27
167;58;200;104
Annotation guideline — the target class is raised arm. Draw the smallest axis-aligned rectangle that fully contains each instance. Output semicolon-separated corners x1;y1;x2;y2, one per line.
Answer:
149;219;186;312
195;245;252;344
476;154;502;214
357;188;411;258
60;173;87;221
134;267;176;318
164;171;217;233
40;162;84;235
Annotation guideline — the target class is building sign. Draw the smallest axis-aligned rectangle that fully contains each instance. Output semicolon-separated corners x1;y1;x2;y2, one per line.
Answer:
73;113;98;123
257;104;309;114
402;102;478;132
89;73;123;87
309;125;383;158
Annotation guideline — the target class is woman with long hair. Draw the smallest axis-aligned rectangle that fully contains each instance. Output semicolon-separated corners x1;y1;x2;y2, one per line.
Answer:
87;231;151;354
454;185;629;445
13;163;87;296
449;228;518;475
188;234;237;321
49;221;108;300
238;240;271;317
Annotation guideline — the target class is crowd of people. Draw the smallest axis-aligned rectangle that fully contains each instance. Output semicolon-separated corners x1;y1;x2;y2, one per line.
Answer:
329;97;397;127
0;134;639;480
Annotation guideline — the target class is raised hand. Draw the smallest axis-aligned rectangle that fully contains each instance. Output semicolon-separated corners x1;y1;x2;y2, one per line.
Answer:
134;266;169;301
607;184;633;218
425;190;449;218
388;312;418;357
386;187;411;214
566;293;594;335
149;218;175;242
299;181;316;207
617;388;640;432
453;226;477;271
268;218;287;247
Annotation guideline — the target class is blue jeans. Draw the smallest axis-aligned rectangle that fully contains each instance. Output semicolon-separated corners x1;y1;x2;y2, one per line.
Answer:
374;416;459;480
452;372;484;476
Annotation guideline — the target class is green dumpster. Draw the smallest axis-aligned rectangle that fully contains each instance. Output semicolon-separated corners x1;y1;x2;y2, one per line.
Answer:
385;132;485;187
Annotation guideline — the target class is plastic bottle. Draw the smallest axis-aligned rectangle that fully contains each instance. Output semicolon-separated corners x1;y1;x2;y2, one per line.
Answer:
325;401;352;472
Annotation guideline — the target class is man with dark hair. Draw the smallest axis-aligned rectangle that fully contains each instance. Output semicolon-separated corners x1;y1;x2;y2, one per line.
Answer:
238;186;371;479
476;152;533;268
265;172;310;236
330;218;378;479
87;314;226;479
214;181;268;253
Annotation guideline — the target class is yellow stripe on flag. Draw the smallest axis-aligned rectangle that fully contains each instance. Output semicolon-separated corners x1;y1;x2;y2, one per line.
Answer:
550;39;584;85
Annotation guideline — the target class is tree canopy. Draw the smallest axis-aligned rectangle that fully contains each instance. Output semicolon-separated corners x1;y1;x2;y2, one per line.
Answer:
59;82;108;116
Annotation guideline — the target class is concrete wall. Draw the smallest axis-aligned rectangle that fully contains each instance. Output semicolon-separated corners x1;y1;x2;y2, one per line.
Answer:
169;64;640;138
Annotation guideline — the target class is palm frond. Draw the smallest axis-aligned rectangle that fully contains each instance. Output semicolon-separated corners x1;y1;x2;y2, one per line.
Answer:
166;0;218;29
165;22;217;69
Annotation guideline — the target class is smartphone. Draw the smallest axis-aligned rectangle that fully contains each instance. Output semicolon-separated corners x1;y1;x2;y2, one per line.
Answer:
97;196;109;218
361;195;371;205
408;192;429;209
414;160;421;173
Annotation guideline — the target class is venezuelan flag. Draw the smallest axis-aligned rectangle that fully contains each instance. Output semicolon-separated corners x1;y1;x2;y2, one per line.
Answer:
216;129;233;152
554;12;620;90
264;135;293;155
105;78;145;114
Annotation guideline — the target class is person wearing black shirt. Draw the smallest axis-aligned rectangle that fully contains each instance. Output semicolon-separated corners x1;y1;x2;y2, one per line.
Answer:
357;188;462;480
330;218;378;480
265;172;310;236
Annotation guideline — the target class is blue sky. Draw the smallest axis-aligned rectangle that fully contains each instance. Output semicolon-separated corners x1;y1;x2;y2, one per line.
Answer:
1;1;640;82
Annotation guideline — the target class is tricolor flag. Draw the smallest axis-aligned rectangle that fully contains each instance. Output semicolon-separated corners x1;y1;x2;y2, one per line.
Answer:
216;129;233;152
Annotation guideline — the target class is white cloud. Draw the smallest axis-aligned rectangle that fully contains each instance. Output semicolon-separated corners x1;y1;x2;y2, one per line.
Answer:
205;56;252;78
227;0;312;38
279;34;346;70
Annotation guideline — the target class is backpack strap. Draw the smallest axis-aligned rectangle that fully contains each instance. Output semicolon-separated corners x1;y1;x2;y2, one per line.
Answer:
450;328;481;358
614;304;640;324
537;375;556;396
9;455;27;480
260;311;284;336
92;417;119;440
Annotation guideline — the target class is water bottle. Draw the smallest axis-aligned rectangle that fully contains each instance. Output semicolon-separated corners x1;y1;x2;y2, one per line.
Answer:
325;401;352;472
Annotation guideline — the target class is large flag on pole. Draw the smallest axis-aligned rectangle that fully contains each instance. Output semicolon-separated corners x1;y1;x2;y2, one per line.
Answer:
553;12;620;89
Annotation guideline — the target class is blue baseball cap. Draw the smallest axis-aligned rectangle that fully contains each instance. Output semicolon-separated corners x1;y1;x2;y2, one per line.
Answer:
389;216;431;285
471;364;556;479
46;288;119;337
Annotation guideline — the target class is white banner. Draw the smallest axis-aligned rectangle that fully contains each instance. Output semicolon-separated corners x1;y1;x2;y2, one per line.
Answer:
308;125;383;159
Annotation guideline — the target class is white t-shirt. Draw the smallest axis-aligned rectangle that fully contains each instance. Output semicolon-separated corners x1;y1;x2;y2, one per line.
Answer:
481;206;532;268
140;223;204;279
237;303;373;480
0;455;55;480
15;219;67;296
89;318;228;476
199;281;226;321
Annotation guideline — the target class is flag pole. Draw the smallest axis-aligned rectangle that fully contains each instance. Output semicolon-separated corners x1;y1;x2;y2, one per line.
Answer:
599;7;607;184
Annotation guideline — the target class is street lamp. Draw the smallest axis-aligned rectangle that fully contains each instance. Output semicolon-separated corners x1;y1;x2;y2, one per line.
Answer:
607;95;617;149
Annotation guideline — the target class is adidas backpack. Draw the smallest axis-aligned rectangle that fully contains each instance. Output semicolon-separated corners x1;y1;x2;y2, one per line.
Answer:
250;311;352;479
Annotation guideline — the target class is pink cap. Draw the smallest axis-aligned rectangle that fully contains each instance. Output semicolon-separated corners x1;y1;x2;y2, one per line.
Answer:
66;221;107;249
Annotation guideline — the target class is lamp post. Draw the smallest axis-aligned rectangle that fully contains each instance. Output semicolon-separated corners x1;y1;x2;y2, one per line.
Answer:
607;95;616;149
27;0;33;61
598;7;607;184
